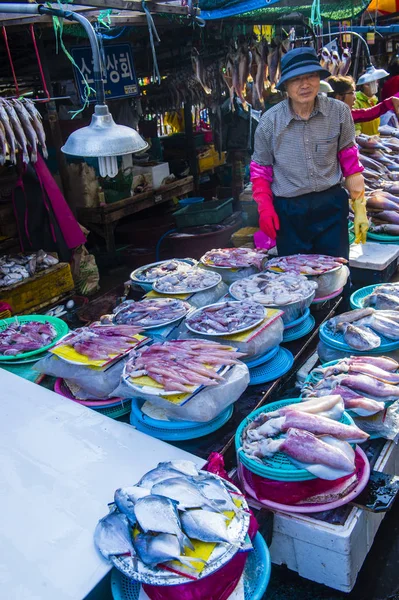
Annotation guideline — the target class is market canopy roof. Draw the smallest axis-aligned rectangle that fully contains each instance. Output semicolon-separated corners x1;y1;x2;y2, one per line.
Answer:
199;0;371;20
368;0;399;13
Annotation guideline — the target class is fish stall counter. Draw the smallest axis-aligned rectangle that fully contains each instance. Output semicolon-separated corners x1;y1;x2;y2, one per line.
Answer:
0;370;205;600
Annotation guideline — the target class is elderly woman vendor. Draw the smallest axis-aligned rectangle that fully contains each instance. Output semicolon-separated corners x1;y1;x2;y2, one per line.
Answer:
250;47;368;256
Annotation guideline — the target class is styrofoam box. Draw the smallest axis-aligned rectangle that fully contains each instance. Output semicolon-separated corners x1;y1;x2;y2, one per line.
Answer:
133;162;170;190
349;241;399;271
249;441;399;593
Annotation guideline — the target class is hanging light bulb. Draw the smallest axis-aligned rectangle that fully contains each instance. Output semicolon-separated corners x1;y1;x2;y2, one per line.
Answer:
61;105;148;177
0;5;149;176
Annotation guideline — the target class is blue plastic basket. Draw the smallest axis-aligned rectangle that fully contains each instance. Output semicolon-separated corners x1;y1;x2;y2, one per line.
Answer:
350;284;385;310
367;231;399;243
235;398;356;482
129;400;233;441
243;345;279;369
319;321;399;353
178;197;204;206
284;308;310;330
97;399;132;419
283;314;315;343
111;532;271;600
249;347;294;386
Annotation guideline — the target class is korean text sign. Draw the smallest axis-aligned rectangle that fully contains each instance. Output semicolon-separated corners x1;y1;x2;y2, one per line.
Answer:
71;43;139;101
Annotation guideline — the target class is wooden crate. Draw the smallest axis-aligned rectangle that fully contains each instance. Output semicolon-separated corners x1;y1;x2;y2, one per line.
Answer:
0;263;75;315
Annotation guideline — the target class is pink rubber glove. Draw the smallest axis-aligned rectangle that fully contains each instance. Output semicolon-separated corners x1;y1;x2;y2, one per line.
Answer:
250;162;280;240
338;145;364;178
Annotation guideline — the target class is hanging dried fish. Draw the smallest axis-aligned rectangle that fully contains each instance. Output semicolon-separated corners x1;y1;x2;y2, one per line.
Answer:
12;99;38;163
0;102;16;165
1;99;29;164
22;98;48;159
192;48;212;95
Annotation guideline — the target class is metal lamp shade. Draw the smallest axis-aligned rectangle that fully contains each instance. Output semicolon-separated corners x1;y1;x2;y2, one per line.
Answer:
357;65;390;86
61;104;149;157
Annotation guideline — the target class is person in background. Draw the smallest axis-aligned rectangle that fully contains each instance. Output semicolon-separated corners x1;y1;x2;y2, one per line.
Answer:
328;75;399;124
381;57;399;101
251;47;368;264
353;80;380;136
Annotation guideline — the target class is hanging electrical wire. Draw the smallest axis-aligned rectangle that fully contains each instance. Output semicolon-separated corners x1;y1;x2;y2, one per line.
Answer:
142;0;161;85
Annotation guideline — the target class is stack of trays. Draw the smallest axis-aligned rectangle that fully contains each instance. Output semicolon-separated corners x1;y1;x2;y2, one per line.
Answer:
129;398;233;441
243;346;294;386
282;308;315;342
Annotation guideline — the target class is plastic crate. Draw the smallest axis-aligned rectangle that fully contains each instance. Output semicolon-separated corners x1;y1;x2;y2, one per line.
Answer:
173;198;233;229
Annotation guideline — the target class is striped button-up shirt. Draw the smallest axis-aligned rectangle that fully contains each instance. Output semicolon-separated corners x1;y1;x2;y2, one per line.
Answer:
252;94;355;198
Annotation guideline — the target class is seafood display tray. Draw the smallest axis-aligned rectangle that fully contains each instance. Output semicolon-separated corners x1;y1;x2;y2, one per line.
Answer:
152;272;222;295
283;314;315;343
110;532;271;600
239;446;370;513
248;347;294;386
267;440;399;592
235;399;356;482
129;399;233;441
130;259;196;291
0;315;69;361
350;284;384;310
111;472;250;585
319;321;399;353
185;301;266;337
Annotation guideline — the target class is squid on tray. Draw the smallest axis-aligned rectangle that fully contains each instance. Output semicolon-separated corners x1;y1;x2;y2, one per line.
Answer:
302;356;399;416
240;395;368;480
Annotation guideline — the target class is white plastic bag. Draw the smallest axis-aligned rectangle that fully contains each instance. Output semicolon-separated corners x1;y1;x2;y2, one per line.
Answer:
35;353;127;399
179;317;284;358
186;281;229;308
113;362;249;422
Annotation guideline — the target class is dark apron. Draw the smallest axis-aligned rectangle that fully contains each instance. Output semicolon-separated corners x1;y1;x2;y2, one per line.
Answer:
274;184;350;307
274;184;350;260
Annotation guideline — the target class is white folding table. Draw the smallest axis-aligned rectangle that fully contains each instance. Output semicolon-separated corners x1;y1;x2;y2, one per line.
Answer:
0;370;204;600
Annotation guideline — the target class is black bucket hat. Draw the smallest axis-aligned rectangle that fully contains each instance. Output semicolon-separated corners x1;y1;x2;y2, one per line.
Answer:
276;47;331;91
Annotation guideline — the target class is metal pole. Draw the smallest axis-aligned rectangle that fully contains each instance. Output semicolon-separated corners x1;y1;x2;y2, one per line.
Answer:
0;3;106;104
353;13;366;81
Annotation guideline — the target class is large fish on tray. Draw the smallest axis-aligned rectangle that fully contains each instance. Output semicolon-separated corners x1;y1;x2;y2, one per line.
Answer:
337;323;381;351
134;495;194;552
244;396;345;436
370;224;399;236
358;313;399;339
372;210;399;225
327;308;374;332
243;427;356;480
94;511;136;560
133;533;204;568
331;373;399;400
364;292;399;310
320;357;399;384
366;194;399;212
245;408;368;443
